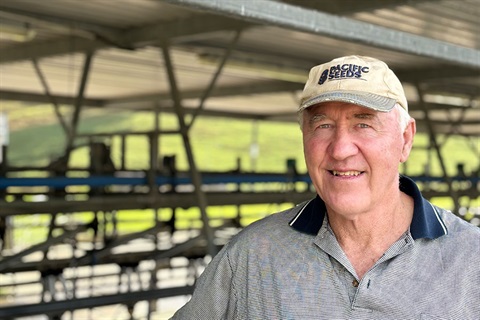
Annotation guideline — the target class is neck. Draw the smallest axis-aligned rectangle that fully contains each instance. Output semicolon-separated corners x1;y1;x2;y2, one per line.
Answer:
327;191;414;278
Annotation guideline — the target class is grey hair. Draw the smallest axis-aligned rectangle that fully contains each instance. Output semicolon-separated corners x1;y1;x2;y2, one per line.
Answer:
396;103;411;132
297;108;304;130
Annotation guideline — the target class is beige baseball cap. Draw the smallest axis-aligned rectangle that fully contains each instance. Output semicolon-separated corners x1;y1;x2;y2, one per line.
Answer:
299;55;408;112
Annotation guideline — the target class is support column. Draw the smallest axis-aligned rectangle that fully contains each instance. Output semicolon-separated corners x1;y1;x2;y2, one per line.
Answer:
415;83;461;214
159;43;216;257
187;30;242;129
31;58;70;136
148;103;161;195
64;51;94;163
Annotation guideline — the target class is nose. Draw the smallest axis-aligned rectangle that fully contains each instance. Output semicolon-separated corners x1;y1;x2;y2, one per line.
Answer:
327;127;358;160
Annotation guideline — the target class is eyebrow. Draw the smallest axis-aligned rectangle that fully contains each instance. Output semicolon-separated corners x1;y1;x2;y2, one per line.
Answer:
310;113;327;121
354;113;376;120
309;112;375;122
306;111;379;127
308;113;327;125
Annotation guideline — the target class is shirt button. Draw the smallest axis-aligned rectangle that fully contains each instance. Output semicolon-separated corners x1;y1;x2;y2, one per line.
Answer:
352;279;359;287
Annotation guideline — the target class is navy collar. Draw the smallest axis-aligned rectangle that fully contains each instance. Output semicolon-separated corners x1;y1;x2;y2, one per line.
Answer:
289;175;448;240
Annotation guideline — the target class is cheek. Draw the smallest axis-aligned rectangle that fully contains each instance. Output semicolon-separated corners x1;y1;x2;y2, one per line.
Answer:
303;136;321;159
387;136;406;159
303;138;328;174
371;138;404;166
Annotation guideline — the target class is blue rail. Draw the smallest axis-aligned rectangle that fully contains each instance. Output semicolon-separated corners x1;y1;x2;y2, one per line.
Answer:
0;174;311;189
0;174;477;189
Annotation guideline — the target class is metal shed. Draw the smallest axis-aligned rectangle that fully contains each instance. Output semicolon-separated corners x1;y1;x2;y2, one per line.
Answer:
0;0;478;318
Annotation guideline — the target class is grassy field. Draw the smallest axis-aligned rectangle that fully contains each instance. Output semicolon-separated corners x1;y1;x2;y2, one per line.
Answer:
6;105;480;174
3;105;480;247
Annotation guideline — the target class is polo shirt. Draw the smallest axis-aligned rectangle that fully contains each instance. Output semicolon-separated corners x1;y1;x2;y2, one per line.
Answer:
172;176;480;319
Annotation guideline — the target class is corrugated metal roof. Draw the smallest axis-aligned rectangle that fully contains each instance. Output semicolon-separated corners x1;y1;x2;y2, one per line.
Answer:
354;4;479;48
0;0;479;135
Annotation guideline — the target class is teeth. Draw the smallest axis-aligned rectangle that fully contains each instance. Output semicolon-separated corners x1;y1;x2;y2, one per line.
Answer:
332;170;361;176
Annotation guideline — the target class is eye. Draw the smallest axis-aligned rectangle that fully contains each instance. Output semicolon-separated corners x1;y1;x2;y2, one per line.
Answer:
357;123;370;128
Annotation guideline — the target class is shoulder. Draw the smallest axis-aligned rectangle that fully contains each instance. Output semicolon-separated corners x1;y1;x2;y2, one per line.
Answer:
436;205;480;239
229;203;303;243
432;205;480;264
223;201;314;259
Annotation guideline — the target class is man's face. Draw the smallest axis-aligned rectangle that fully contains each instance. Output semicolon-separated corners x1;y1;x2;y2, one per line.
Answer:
301;102;415;217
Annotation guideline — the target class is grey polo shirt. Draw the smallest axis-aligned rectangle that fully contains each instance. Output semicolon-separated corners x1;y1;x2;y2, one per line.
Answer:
172;176;480;319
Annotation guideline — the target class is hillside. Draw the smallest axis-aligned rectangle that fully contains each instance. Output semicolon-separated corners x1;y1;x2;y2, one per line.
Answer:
5;105;479;177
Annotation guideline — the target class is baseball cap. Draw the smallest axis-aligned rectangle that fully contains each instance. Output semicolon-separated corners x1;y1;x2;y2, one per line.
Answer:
299;55;408;112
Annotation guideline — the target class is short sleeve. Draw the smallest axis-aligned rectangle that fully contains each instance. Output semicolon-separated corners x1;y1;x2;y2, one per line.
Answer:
170;244;237;319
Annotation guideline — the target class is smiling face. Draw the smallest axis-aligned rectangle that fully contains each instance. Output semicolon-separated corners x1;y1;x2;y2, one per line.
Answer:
301;102;415;218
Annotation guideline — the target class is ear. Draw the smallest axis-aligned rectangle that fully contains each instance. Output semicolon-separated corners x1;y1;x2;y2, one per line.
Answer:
400;118;416;163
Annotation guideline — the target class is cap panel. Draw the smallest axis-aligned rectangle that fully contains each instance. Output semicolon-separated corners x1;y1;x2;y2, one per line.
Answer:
299;55;408;112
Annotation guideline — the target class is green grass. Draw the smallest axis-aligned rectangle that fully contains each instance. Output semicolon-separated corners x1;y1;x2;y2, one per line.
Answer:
6;106;479;175
407;133;479;177
6;106;307;171
3;105;479;247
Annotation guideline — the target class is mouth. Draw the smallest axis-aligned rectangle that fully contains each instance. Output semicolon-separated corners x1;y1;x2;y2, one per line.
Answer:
330;170;363;177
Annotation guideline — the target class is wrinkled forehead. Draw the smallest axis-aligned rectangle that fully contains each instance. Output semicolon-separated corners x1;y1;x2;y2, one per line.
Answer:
304;101;386;116
301;101;401;128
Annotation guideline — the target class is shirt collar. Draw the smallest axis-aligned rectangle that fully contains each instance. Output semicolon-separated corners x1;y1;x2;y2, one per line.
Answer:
289;175;448;240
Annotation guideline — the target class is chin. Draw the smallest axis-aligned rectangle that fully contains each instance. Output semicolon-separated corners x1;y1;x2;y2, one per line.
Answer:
323;193;370;214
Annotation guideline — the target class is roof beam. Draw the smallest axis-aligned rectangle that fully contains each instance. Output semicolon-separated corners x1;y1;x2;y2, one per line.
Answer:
0;81;301;108
109;81;302;104
0;14;247;63
193;47;480;83
162;0;480;69
0;90;104;107
1;85;476;113
280;0;443;15
395;66;480;82
125;15;247;46
0;5;123;44
0;37;104;63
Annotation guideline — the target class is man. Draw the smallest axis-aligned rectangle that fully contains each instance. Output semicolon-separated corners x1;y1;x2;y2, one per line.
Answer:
172;56;480;319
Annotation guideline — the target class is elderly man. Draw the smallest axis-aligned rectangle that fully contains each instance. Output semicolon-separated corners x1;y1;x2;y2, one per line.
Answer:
171;56;480;319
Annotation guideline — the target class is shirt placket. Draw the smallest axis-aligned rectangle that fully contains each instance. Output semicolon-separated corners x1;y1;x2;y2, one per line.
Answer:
350;233;414;313
315;225;415;314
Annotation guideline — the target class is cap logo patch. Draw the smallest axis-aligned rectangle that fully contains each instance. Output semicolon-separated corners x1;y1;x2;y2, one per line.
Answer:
318;69;329;85
318;64;370;85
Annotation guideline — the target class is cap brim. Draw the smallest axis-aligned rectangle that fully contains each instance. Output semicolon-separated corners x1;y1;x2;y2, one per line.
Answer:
299;91;396;112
